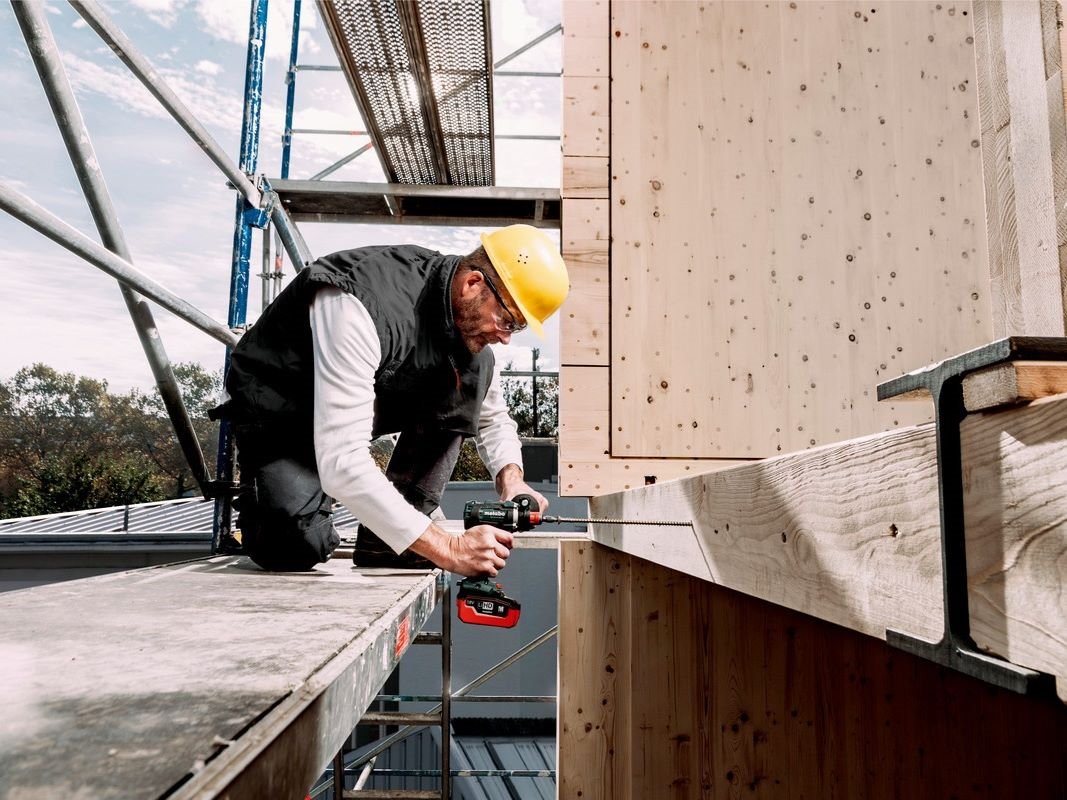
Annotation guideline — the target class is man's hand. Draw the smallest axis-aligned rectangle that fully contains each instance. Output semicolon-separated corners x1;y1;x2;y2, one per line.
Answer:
408;522;514;578
495;463;549;514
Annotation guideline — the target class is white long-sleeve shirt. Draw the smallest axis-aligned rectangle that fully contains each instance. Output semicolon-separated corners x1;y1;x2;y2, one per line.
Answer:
309;286;523;554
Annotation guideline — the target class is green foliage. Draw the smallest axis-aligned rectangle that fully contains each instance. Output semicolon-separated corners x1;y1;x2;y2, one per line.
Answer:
0;356;562;512
450;439;491;481
0;362;221;517
502;372;559;438
369;436;395;472
125;363;221;497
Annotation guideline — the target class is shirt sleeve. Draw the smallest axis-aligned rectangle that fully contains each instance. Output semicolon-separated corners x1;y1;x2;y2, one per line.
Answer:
474;354;524;478
310;287;431;554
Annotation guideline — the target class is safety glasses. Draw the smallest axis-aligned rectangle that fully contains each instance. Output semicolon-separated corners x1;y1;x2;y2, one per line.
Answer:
478;271;527;333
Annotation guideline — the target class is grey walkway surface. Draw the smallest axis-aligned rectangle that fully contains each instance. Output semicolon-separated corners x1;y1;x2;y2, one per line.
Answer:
0;556;438;799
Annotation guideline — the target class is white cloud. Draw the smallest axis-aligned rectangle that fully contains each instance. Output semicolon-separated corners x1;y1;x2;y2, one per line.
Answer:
72;18;88;29
193;0;295;61
59;51;249;132
493;0;561;69
125;0;186;28
194;59;222;76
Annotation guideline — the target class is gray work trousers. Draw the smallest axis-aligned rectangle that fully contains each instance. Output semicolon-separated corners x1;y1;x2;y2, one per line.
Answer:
235;424;462;572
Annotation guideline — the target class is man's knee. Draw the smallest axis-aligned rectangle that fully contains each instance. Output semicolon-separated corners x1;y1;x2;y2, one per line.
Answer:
241;503;338;572
236;455;338;571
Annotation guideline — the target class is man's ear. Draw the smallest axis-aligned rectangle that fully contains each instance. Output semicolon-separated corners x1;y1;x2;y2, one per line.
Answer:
459;268;484;299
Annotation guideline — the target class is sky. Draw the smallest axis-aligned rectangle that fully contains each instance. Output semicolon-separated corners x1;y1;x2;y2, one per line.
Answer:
0;0;563;393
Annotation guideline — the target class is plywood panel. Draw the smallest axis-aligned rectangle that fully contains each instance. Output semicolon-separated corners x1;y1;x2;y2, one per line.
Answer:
563;0;608;39
562;76;608;157
562;155;609;199
589;391;1067;690
562;197;609;243
975;0;1067;336
564;0;609;78
557;540;631;800
560;366;612;461
610;1;991;458
563;35;608;78
560;238;609;365
559;543;1067;799
559;366;747;495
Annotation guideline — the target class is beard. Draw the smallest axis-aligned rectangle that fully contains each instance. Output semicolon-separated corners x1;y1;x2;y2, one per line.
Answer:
453;292;490;353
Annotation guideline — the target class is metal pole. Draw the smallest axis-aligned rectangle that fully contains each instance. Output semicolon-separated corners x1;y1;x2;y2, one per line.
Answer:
213;0;270;551
12;0;213;494
269;201;313;267
441;577;452;800
348;625;558;769
332;748;344;799
531;348;539;436
280;0;302;180
261;225;271;313
0;180;237;347
494;24;562;69
309;141;374;181
69;0;262;208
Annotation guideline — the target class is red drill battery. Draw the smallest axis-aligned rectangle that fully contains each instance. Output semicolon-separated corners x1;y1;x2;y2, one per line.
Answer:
456;578;521;628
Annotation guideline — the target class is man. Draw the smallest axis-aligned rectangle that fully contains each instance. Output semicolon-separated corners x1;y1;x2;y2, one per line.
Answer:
214;224;569;577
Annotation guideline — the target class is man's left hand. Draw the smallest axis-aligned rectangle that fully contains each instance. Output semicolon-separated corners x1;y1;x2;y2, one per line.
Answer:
495;463;549;514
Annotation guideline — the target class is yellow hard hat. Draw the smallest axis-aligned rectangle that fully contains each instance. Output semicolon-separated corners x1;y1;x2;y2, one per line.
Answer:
480;224;569;338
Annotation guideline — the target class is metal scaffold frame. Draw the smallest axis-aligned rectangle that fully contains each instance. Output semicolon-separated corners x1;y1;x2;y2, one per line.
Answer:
3;1;564;796
4;0;311;508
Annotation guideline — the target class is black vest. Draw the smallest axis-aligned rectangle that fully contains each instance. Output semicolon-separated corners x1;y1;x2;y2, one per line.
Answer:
222;245;495;442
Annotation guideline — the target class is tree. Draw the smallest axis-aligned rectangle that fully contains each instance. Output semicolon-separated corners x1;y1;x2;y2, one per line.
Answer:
0;364;165;516
450;439;491;481
124;363;222;498
502;371;559;438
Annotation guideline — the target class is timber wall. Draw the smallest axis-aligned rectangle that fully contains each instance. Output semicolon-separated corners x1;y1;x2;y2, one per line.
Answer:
558;0;1067;495
558;541;1066;800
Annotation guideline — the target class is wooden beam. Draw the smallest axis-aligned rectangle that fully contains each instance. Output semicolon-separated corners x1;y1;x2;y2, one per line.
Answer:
962;359;1067;410
562;76;608;157
974;0;1067;336
562;155;609;199
560;240;609;366
558;540;631;800
559;541;1067;799
589;392;1067;694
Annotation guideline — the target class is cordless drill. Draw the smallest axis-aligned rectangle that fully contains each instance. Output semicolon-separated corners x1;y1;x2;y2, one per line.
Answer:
455;494;541;628
454;495;692;627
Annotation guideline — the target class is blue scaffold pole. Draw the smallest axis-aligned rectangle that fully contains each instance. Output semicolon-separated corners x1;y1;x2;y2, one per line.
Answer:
280;0;302;180
214;0;270;552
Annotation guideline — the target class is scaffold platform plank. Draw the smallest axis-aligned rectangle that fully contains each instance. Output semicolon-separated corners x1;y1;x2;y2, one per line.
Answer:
271;179;560;227
0;556;439;800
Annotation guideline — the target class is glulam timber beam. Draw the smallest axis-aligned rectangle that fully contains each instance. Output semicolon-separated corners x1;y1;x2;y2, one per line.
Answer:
587;390;1067;696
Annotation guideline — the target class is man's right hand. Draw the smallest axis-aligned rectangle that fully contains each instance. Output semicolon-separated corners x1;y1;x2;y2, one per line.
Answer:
408;522;514;577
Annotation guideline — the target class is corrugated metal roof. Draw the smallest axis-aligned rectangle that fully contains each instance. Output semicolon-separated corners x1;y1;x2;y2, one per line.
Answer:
0;497;211;535
0;481;583;539
0;497;362;537
355;729;555;800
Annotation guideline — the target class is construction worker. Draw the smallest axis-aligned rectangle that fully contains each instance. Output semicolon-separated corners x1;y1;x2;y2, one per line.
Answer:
212;224;569;577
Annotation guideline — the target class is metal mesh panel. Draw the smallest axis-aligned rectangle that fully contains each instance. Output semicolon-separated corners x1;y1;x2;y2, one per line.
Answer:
325;0;436;183
415;0;494;186
321;0;493;186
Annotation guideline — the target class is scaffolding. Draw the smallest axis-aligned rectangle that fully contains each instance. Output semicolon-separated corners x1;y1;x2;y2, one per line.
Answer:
2;1;565;797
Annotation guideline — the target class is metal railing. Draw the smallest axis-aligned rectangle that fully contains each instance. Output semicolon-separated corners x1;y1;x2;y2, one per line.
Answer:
309;576;559;799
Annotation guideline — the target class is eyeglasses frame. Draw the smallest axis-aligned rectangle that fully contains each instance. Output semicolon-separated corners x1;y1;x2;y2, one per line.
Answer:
477;270;527;334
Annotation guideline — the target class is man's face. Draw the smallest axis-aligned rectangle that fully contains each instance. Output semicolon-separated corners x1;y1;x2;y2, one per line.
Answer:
453;273;524;353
